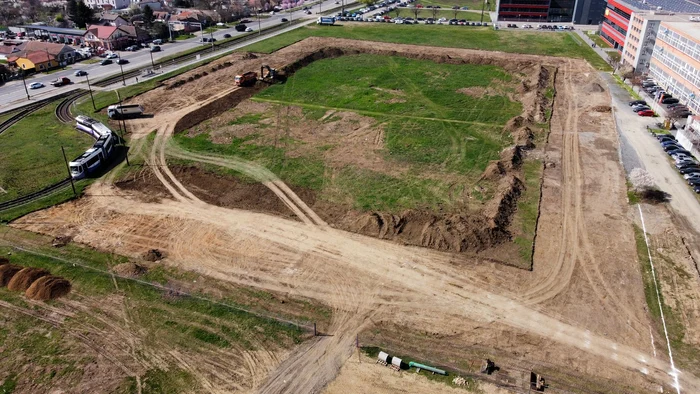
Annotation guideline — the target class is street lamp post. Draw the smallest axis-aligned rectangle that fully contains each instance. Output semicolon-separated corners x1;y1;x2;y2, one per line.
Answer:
85;74;96;111
117;54;126;86
258;9;262;35
480;0;486;23
149;49;155;68
21;71;30;101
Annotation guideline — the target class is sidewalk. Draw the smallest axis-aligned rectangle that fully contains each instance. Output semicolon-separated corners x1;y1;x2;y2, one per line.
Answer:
574;29;615;66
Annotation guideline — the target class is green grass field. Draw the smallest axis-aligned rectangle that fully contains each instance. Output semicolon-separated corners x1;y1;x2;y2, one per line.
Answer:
175;54;521;212
417;0;495;12
241;24;610;71
0;103;94;203
587;31;612;48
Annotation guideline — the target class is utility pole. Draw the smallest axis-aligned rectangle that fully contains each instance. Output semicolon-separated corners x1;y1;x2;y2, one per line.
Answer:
21;71;30;101
85;74;96;111
481;0;486;23
210;28;214;51
61;146;77;196
149;49;155;68
115;90;130;166
118;54;126;86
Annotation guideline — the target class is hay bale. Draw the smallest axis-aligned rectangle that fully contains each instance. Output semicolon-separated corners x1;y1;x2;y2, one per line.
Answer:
25;275;71;301
112;262;147;278
0;264;22;287
7;267;50;292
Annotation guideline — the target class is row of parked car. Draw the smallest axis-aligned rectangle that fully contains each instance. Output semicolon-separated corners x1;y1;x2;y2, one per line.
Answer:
505;24;574;30
641;77;693;118
652;131;700;193
628;99;655;117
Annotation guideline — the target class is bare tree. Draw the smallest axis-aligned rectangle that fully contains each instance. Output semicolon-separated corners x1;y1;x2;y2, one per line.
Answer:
431;7;437;20
412;6;419;20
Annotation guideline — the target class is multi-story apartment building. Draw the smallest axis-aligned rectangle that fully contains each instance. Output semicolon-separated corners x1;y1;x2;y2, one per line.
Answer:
497;0;605;24
602;0;700;53
622;13;693;74
649;21;700;115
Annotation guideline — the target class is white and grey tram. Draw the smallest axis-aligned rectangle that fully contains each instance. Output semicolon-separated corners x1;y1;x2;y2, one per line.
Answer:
69;116;117;179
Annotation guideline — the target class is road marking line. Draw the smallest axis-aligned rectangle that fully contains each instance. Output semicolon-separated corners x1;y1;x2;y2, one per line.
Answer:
638;204;681;393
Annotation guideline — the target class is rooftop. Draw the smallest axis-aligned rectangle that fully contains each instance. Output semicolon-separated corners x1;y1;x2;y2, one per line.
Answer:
18;25;87;36
620;0;700;14
663;21;700;41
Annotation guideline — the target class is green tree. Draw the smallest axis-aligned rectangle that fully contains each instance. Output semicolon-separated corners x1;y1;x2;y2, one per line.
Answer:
75;0;93;28
143;4;155;28
151;22;169;39
66;0;78;24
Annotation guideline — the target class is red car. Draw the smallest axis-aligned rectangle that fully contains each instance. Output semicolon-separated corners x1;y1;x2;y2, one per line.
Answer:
638;109;655;117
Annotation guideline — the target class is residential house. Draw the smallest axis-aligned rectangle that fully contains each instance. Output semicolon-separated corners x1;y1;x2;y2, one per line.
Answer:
18;25;88;45
98;12;130;26
17;41;77;64
85;25;134;50
131;0;163;10
8;52;59;72
0;42;21;60
119;25;150;43
153;11;171;22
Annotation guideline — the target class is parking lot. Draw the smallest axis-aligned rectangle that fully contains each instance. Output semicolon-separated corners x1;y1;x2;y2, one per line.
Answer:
605;72;700;233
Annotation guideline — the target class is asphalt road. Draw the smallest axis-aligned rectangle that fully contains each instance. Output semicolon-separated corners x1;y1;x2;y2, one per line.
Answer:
0;0;354;110
604;72;700;234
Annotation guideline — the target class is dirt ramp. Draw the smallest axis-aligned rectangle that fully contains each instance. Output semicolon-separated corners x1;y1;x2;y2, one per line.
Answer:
25;275;71;301
7;267;50;292
0;264;22;286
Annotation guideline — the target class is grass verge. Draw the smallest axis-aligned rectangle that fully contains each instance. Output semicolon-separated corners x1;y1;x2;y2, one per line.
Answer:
392;9;491;21
587;31;612;48
513;159;543;264
632;223;700;372
613;74;642;100
240;24;611;71
0;180;92;223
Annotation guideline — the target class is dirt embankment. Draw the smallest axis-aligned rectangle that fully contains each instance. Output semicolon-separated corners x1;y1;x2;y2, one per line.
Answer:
123;38;556;259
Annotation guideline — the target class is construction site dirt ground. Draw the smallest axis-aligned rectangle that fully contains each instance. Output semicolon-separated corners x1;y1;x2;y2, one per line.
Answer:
7;37;700;393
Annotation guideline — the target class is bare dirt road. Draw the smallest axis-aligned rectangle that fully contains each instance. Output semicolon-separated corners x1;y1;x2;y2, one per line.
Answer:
11;38;698;393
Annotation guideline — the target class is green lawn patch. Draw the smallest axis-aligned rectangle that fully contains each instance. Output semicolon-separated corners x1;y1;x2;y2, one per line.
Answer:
513;159;543;263
176;54;520;212
0;103;94;204
419;0;495;11
175;33;196;41
80;57;102;65
240;24;611;71
587;31;611;48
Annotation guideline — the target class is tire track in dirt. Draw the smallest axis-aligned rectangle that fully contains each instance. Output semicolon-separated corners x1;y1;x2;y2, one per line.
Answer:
521;60;579;304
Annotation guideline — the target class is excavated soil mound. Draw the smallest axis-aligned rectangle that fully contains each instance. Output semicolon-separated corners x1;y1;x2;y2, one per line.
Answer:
7;267;50;292
0;264;22;287
585;82;605;93
52;235;72;247
144;249;164;262
25;275;71;301
592;105;612;113
112;262;147;278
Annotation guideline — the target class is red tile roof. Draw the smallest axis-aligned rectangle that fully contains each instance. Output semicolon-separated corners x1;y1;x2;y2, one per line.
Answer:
25;51;55;64
87;25;119;40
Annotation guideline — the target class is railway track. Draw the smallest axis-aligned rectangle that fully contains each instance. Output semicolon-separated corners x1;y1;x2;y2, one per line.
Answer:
55;90;89;123
0;178;72;213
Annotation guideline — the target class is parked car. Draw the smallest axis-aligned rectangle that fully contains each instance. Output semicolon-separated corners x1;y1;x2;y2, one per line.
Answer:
668;148;691;156
667;103;686;109
29;82;44;89
693;185;700;194
657;135;676;142
687;178;700;186
100;59;113;65
105;53;119;59
153;39;163;45
673;111;693;117
74;70;87;76
281;18;288;22
679;166;700;174
663;142;682;150
662;97;680;105
683;172;700;180
629;100;647;106
223;33;231;38
245;27;253;32
638;109;655;116
116;58;129;65
676;161;698;169
150;45;161;52
633;105;650;112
